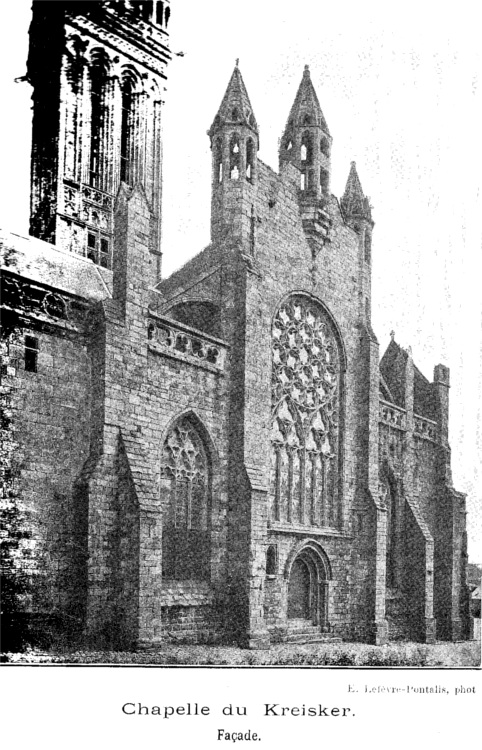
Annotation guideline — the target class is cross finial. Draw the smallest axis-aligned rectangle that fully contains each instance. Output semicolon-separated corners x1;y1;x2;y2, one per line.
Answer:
390;330;395;341
235;58;239;67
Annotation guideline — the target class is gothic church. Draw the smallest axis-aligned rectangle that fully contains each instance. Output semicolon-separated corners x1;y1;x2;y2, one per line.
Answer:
0;1;470;650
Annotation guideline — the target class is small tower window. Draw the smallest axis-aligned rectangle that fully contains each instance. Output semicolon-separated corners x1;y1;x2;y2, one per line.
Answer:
320;137;330;157
230;134;241;180
300;173;306;191
302;114;312;125
24;336;39;373
286;139;293;151
232;107;240;121
301;131;313;165
246;138;254;182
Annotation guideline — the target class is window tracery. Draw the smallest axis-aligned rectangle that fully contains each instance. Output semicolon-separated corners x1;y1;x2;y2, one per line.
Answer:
161;416;211;580
270;296;342;528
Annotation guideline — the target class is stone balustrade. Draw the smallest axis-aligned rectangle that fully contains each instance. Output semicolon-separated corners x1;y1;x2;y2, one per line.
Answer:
379;399;406;430
147;313;227;372
414;414;438;442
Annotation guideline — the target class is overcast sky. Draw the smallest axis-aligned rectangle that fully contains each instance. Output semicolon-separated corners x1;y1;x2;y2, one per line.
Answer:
0;0;480;559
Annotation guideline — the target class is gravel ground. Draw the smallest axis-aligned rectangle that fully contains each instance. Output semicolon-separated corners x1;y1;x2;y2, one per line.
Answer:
2;639;480;667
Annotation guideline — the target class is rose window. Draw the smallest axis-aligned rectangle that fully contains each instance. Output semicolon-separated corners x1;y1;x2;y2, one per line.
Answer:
270;296;342;527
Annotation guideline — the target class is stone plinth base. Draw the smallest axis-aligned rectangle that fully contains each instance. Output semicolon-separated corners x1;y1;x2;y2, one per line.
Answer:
368;619;389;645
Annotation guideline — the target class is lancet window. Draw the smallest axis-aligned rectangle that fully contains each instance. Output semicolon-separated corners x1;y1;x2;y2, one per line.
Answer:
89;58;109;189
270;296;343;528
161;416;211;580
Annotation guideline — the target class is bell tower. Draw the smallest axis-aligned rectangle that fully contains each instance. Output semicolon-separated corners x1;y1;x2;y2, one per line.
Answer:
208;62;259;247
27;1;171;278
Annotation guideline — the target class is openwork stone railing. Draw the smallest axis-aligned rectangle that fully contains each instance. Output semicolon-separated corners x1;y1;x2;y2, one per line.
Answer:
414;414;438;442
147;314;227;372
379;399;406;430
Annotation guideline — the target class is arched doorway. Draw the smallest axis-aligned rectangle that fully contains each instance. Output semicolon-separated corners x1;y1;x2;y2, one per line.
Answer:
288;558;311;619
285;542;331;630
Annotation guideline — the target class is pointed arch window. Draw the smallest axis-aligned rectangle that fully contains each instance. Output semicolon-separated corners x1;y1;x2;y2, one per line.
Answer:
381;476;400;589
161;416;211;580
270;296;343;529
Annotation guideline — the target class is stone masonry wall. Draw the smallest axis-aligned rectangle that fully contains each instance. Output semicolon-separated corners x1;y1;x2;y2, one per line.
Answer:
1;325;92;638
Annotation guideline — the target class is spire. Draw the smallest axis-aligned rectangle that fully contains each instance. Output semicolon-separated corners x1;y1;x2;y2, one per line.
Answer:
341;162;372;222
279;66;332;201
208;64;258;139
283;65;330;135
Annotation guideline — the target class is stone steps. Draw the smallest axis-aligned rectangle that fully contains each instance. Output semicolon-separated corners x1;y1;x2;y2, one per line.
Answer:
277;619;342;645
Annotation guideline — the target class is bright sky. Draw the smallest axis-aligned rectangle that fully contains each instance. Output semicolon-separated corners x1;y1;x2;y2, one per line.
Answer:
0;0;481;559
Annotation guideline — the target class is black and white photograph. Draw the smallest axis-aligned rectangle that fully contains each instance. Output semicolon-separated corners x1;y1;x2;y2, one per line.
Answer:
1;0;480;746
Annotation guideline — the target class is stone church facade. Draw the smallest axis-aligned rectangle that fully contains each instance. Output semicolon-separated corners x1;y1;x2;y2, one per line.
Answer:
0;1;470;650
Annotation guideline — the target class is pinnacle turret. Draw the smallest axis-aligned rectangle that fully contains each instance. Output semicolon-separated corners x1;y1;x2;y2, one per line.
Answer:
208;64;259;244
341;162;372;223
279;66;332;199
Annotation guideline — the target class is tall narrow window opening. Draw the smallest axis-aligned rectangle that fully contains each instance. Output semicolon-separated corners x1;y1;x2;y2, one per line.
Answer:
155;1;164;25
364;231;371;263
246;138;254;182
120;76;134;184
214;137;223;183
230;134;241;180
266;545;278;576
24;336;39;373
300;132;313;164
89;63;108;189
